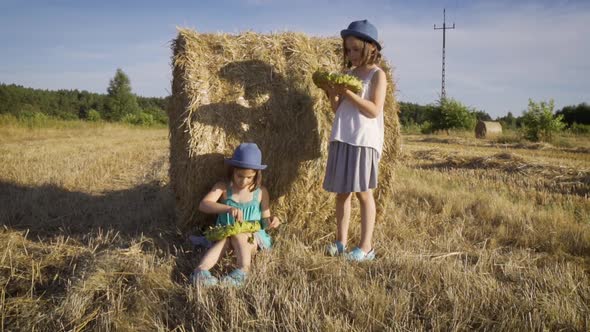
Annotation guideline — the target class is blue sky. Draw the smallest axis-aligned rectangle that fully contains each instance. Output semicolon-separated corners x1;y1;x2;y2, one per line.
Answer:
0;0;588;117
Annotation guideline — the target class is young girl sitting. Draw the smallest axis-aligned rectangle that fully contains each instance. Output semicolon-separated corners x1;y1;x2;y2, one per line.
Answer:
191;143;280;286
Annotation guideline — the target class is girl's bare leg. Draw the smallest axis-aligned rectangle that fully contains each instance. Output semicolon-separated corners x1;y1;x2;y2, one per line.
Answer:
356;190;376;253
230;233;257;272
336;192;353;246
196;238;230;271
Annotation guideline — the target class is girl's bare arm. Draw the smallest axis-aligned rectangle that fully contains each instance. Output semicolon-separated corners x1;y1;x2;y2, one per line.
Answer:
199;182;243;218
337;69;386;118
260;187;280;229
327;90;342;113
318;82;343;113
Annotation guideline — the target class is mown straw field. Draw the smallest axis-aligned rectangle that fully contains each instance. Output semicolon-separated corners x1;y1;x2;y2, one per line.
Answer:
1;122;588;331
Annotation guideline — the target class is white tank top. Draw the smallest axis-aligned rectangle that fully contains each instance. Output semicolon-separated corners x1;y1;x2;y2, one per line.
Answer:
329;67;384;158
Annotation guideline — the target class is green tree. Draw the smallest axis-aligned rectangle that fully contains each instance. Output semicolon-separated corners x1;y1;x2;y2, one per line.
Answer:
399;102;439;126
86;109;101;122
521;99;565;142
143;106;168;125
472;110;492;121
437;97;476;132
555;103;590;126
122;112;155;126
0;83;166;121
496;111;517;129
105;69;140;121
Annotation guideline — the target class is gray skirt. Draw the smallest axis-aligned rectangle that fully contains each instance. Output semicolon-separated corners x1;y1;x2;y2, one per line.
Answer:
323;141;379;193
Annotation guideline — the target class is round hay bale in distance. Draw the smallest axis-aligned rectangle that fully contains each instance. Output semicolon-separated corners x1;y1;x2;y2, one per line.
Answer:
475;121;502;139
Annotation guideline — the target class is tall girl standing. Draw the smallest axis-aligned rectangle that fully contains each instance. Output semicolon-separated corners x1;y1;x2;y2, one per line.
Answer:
320;20;387;261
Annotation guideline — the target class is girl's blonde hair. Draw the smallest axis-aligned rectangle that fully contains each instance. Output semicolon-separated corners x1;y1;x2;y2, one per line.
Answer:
226;166;262;192
342;37;382;69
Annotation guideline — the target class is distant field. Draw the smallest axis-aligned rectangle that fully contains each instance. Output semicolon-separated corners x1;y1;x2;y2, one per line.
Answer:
1;124;588;331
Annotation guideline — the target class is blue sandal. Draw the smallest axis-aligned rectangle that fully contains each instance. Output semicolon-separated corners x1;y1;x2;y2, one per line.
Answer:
190;269;218;286
345;247;376;262
325;241;346;257
221;268;247;287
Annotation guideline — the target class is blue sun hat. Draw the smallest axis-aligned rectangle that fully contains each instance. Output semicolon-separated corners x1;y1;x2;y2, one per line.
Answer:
225;143;267;170
341;19;382;50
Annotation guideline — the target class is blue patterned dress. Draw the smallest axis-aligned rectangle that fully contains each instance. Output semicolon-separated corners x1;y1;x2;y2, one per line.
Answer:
215;184;272;249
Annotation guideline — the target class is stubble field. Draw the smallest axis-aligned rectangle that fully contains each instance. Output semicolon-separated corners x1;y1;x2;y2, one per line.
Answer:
1;123;588;331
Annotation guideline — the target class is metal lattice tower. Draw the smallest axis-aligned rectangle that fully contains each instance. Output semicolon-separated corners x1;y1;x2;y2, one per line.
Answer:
434;8;455;100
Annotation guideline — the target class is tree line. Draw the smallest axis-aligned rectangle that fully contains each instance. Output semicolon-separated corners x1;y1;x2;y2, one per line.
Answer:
0;69;168;125
1;69;588;138
399;99;590;136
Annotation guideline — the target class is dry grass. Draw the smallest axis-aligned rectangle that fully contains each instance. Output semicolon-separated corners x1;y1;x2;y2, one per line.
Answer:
1;124;589;331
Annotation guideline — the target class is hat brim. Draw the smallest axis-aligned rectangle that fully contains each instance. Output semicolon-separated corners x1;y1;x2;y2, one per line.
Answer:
340;29;382;50
225;159;267;170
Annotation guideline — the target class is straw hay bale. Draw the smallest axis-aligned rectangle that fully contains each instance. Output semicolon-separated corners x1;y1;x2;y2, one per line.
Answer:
475;121;502;138
168;28;401;233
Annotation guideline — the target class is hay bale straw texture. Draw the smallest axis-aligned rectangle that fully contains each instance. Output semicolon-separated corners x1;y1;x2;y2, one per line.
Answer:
168;28;401;237
475;121;503;139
